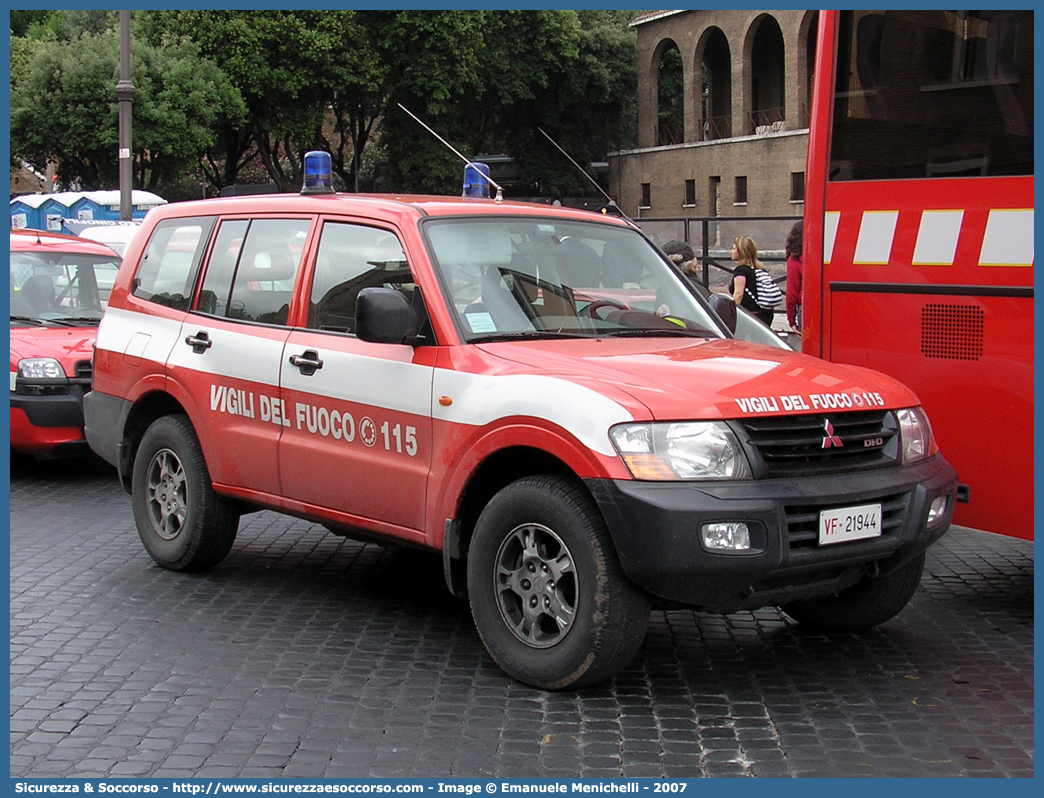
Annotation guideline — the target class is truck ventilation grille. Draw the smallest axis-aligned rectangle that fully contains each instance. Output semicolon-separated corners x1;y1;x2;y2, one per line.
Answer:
921;303;983;361
739;410;898;477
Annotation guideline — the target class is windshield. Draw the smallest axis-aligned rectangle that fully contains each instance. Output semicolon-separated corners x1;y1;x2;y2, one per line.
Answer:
424;217;726;342
10;250;119;327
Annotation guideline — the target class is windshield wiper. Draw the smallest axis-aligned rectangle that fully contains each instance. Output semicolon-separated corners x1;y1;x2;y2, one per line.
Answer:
600;327;717;338
20;316;101;327
470;331;592;343
10;315;47;327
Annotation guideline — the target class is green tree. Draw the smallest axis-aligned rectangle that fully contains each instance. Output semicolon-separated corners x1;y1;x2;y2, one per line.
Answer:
365;10;494;193
498;9;638;198
10;28;245;197
140;10;352;192
324;10;487;192
10;11;64;40
18;10;638;198
377;10;637;198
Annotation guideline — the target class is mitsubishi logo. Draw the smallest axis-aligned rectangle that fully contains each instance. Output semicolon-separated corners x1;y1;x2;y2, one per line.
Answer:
822;419;843;449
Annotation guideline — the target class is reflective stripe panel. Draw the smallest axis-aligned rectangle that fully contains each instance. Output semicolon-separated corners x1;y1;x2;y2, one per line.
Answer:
827;208;1034;270
979;209;1034;267
853;211;898;265
433;370;633;458
823;212;841;265
97;308;633;458
912;210;964;266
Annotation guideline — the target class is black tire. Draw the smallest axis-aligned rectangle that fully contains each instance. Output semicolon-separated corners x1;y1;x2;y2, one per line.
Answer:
781;553;926;632
131;415;239;572
467;475;650;690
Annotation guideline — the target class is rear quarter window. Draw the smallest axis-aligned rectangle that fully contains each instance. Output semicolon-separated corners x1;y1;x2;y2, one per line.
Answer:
132;217;216;310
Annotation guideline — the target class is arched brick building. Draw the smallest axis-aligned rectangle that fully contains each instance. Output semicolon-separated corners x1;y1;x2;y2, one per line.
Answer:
610;10;820;220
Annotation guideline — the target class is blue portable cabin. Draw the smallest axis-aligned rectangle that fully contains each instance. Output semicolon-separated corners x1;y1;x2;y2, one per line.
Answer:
69;193;106;222
37;192;85;231
9;195;48;230
78;190;167;221
10;191;166;231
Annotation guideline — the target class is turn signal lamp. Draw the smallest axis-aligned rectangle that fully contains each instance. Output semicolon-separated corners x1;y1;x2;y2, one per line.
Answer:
301;151;334;195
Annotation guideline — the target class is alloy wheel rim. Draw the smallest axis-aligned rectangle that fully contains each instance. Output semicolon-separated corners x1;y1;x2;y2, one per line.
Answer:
145;448;187;540
493;523;577;648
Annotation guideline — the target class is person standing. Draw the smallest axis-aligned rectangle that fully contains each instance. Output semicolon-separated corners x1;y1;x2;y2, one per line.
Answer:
729;236;774;326
785;221;804;332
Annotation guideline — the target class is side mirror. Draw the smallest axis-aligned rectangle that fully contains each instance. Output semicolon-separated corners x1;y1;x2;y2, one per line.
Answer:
356;287;419;345
708;292;737;334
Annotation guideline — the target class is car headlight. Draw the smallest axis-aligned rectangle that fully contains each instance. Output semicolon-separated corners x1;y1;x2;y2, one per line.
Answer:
896;406;938;464
610;421;752;480
17;358;66;381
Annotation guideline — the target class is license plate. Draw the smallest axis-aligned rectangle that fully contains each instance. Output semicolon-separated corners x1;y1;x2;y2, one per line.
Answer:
819;503;882;545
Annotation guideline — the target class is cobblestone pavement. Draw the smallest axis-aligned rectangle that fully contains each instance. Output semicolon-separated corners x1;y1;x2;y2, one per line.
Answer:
10;456;1034;778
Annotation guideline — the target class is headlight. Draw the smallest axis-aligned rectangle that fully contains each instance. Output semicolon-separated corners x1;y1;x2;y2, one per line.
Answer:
17;358;66;381
896;406;938;464
610;421;752;480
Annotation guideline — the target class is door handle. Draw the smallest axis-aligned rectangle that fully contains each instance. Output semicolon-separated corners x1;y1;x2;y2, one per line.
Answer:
184;331;212;354
289;350;323;375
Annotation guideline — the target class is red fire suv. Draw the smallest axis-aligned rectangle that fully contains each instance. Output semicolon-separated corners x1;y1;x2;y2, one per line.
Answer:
10;229;120;457
85;157;957;689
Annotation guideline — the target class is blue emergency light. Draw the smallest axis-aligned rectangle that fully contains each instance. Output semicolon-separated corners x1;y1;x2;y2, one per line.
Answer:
462;163;492;199
301;151;334;195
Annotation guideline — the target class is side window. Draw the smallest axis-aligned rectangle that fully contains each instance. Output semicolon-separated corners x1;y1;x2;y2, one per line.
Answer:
831;10;1033;179
196;219;310;326
132;217;216;310
307;222;417;336
197;220;249;317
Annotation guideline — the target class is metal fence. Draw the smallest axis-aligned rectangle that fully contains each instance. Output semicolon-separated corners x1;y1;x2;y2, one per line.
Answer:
634;215;802;289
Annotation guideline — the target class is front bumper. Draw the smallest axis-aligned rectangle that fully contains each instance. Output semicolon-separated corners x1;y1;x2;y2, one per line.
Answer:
586;454;958;613
9;379;90;455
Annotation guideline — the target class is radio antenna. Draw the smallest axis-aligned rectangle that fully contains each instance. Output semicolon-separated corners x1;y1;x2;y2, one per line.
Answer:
538;128;630;221
397;103;503;202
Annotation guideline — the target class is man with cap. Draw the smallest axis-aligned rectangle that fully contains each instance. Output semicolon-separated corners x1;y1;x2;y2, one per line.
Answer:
662;240;698;277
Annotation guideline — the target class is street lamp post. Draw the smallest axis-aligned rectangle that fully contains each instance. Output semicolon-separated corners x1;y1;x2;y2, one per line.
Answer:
116;10;136;221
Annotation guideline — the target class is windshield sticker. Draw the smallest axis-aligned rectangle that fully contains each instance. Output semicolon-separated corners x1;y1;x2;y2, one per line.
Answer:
735;391;885;414
466;312;498;333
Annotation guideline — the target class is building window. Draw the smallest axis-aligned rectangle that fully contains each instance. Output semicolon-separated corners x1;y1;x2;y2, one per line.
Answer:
734;176;748;205
640;183;651;209
790;172;805;202
709;176;722;217
684;179;696;207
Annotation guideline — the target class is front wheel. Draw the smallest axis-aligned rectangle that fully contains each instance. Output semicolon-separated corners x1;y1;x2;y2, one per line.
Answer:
131;415;239;572
467;475;650;690
781;553;926;632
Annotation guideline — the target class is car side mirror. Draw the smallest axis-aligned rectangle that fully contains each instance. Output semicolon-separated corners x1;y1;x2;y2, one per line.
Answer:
356;287;419;345
708;292;737;334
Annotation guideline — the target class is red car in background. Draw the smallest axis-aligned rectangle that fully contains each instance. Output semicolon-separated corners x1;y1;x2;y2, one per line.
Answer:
10;229;120;457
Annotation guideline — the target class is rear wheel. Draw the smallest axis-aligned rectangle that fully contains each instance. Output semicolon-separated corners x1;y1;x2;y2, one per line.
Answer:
131;415;239;571
781;553;926;632
467;475;650;690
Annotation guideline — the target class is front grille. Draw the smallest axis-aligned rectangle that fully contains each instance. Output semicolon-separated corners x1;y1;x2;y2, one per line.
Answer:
739;410;898;477
15;383;70;397
785;492;910;550
74;360;93;379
